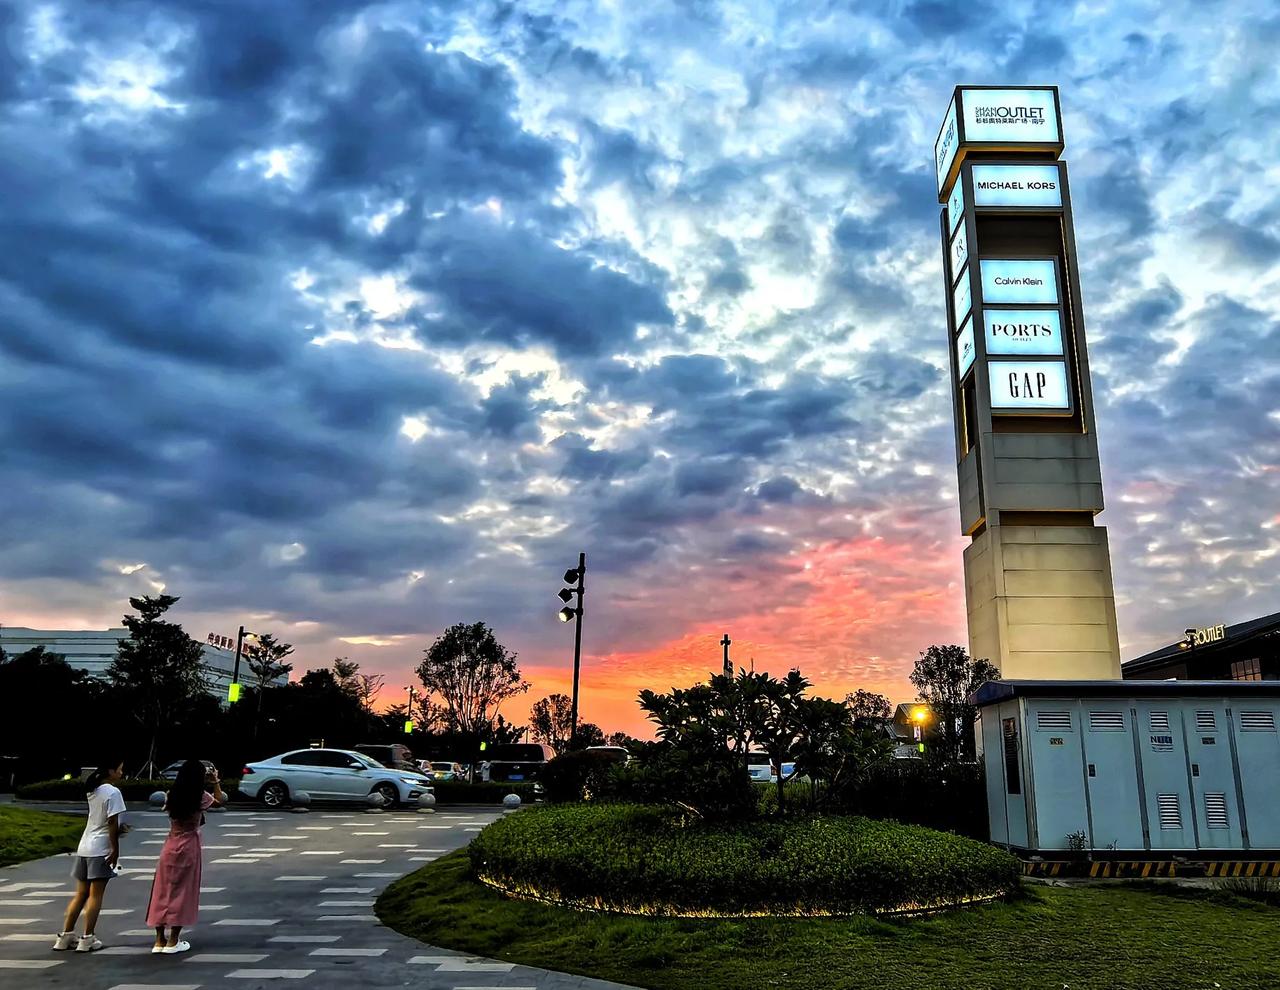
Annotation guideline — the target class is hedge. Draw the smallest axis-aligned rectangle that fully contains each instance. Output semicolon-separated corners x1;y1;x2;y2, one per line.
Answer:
15;778;241;801
469;803;1019;917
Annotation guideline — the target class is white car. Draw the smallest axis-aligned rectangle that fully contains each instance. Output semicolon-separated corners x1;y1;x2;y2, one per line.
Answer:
239;748;434;809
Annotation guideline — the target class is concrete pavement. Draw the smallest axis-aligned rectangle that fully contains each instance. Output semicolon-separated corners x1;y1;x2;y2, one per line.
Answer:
0;803;637;990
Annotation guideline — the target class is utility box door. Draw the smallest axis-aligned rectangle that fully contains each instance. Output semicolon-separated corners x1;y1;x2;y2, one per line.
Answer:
1135;702;1195;850
1184;704;1244;849
1230;705;1280;848
1080;705;1144;850
1025;702;1089;850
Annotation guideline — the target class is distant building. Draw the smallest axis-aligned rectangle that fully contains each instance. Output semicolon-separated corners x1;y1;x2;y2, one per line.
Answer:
0;627;287;697
1122;611;1280;682
889;702;935;759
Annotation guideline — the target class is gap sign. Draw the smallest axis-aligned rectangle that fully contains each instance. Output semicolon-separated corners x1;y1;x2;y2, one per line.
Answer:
989;361;1070;410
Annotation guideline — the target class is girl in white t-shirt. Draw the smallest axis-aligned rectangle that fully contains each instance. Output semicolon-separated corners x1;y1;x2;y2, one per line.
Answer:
53;759;130;953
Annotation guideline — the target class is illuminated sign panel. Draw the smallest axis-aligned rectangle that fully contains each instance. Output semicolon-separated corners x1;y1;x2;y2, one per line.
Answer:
983;308;1064;357
949;224;969;283
980;259;1058;305
952;267;972;326
972;164;1062;208
934;97;959;193
989;360;1070;410
960;88;1060;145
956;317;975;379
947;180;965;234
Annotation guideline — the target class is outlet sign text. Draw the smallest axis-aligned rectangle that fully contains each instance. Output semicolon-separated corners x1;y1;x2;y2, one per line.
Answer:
961;88;1060;145
972;164;1063;208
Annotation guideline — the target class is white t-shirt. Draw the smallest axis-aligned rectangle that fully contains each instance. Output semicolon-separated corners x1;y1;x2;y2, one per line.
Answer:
77;783;126;858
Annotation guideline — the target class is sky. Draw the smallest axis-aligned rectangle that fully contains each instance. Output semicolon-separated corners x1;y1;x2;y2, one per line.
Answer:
1;1;1277;738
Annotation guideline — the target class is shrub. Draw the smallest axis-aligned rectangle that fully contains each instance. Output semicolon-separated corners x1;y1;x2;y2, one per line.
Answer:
608;738;758;822
539;750;622;803
429;781;539;805
831;761;989;839
468;802;1019;916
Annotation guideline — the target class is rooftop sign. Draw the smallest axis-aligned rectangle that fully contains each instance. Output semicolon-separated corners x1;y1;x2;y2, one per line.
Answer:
934;86;1063;199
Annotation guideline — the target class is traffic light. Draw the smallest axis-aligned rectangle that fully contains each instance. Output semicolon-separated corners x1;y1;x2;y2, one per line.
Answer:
228;682;242;704
404;719;414;734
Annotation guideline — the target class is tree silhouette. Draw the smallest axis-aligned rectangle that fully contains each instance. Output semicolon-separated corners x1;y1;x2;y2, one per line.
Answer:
415;622;528;735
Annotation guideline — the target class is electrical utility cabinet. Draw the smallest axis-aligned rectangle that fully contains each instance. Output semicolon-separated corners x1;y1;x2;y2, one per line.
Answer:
973;680;1280;854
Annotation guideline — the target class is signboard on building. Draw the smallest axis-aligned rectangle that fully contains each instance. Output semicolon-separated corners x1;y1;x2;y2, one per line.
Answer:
980;259;1059;305
972;164;1063;208
949;224;969;282
947;180;965;234
934;96;960;194
956;318;976;379
984;309;1064;356
960;88;1060;144
952;268;972;326
988;360;1070;410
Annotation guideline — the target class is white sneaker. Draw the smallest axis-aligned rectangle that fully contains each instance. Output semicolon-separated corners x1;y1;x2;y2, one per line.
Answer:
75;934;104;952
161;941;191;954
52;932;77;951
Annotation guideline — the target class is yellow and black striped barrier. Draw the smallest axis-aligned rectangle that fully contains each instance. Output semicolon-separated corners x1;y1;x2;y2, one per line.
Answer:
1021;859;1280;878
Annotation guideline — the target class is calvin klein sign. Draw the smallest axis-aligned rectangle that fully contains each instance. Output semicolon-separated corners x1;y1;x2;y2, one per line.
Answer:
988;360;1070;410
956;317;975;379
961;88;1060;145
972;164;1062;208
980;259;1058;305
984;308;1064;357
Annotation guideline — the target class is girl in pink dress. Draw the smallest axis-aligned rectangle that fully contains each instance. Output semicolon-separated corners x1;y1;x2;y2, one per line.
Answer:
146;759;224;954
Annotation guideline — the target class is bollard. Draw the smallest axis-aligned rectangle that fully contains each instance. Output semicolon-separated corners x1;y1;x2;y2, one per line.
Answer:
502;793;521;811
149;790;166;810
417;792;437;814
291;790;311;813
366;792;385;812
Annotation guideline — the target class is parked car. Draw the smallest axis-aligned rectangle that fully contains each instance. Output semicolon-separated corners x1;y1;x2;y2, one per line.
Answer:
239;748;433;808
353;743;419;772
427;761;464;781
745;752;795;784
484;743;556;783
159;760;217;781
584;745;630;764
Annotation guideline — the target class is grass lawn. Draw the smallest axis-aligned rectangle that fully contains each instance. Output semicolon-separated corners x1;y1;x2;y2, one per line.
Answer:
0;805;83;868
378;850;1280;990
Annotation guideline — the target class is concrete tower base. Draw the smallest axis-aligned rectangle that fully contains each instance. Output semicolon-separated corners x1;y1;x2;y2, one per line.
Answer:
964;523;1122;679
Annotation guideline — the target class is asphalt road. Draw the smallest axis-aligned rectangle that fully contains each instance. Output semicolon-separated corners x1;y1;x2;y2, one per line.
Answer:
0;803;634;990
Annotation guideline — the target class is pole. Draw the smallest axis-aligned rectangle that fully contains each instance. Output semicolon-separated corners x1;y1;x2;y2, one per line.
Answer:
232;624;245;697
569;551;586;751
721;633;732;677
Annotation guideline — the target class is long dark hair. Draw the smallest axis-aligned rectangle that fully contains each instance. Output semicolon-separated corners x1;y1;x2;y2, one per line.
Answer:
167;760;207;820
85;759;122;795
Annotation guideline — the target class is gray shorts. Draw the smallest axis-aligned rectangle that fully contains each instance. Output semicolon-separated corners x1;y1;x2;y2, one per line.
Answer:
71;856;115;882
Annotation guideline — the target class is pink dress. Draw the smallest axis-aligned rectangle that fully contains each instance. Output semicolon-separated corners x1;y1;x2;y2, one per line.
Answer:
146;792;214;927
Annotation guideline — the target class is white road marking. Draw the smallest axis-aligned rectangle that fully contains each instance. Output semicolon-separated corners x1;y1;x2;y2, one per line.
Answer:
268;835;309;841
184;953;269;963
308;947;386;957
118;929;157;936
106;984;201;990
299;850;342;856
272;876;326;881
409;856;437;861
295;826;333;831
340;859;384;864
377;843;414;848
120;855;159;861
353;872;398;878
214;858;263;864
0;919;38;925
435;960;515;972
0;959;62;969
249;848;293;853
226;969;314;979
351;832;389;836
0;899;50;906
214;919;281;926
316;915;378;922
268;935;340;944
99;908;133;915
2;933;54;941
200;904;230;911
318;900;375;908
200;887;226;892
100;946;154;955
203;845;243;851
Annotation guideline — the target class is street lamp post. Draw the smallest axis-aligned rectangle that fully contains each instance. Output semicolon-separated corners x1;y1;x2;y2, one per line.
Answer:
230;625;248;704
405;685;416;735
557;552;586;750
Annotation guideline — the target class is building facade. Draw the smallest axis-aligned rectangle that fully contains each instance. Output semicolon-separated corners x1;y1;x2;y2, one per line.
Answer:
0;627;287;696
1122;612;1280;682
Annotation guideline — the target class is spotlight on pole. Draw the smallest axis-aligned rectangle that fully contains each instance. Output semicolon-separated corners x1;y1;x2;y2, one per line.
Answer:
555;553;587;749
558;606;575;622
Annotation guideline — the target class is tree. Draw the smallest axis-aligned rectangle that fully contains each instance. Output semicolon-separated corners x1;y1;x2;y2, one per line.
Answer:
332;656;360;694
606;731;638;748
415;622;528;736
244;633;294;738
529;693;574;752
844;688;892;727
353;673;385;713
0;646;104;781
574;722;607;748
106;595;208;776
909;644;1000;765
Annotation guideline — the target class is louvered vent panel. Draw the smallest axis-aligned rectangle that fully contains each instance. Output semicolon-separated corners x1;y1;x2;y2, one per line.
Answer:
1149;711;1170;732
1240;711;1276;731
1196;710;1217;732
1088;711;1125;731
1205;793;1229;829
1157;794;1181;830
1036;711;1072;731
